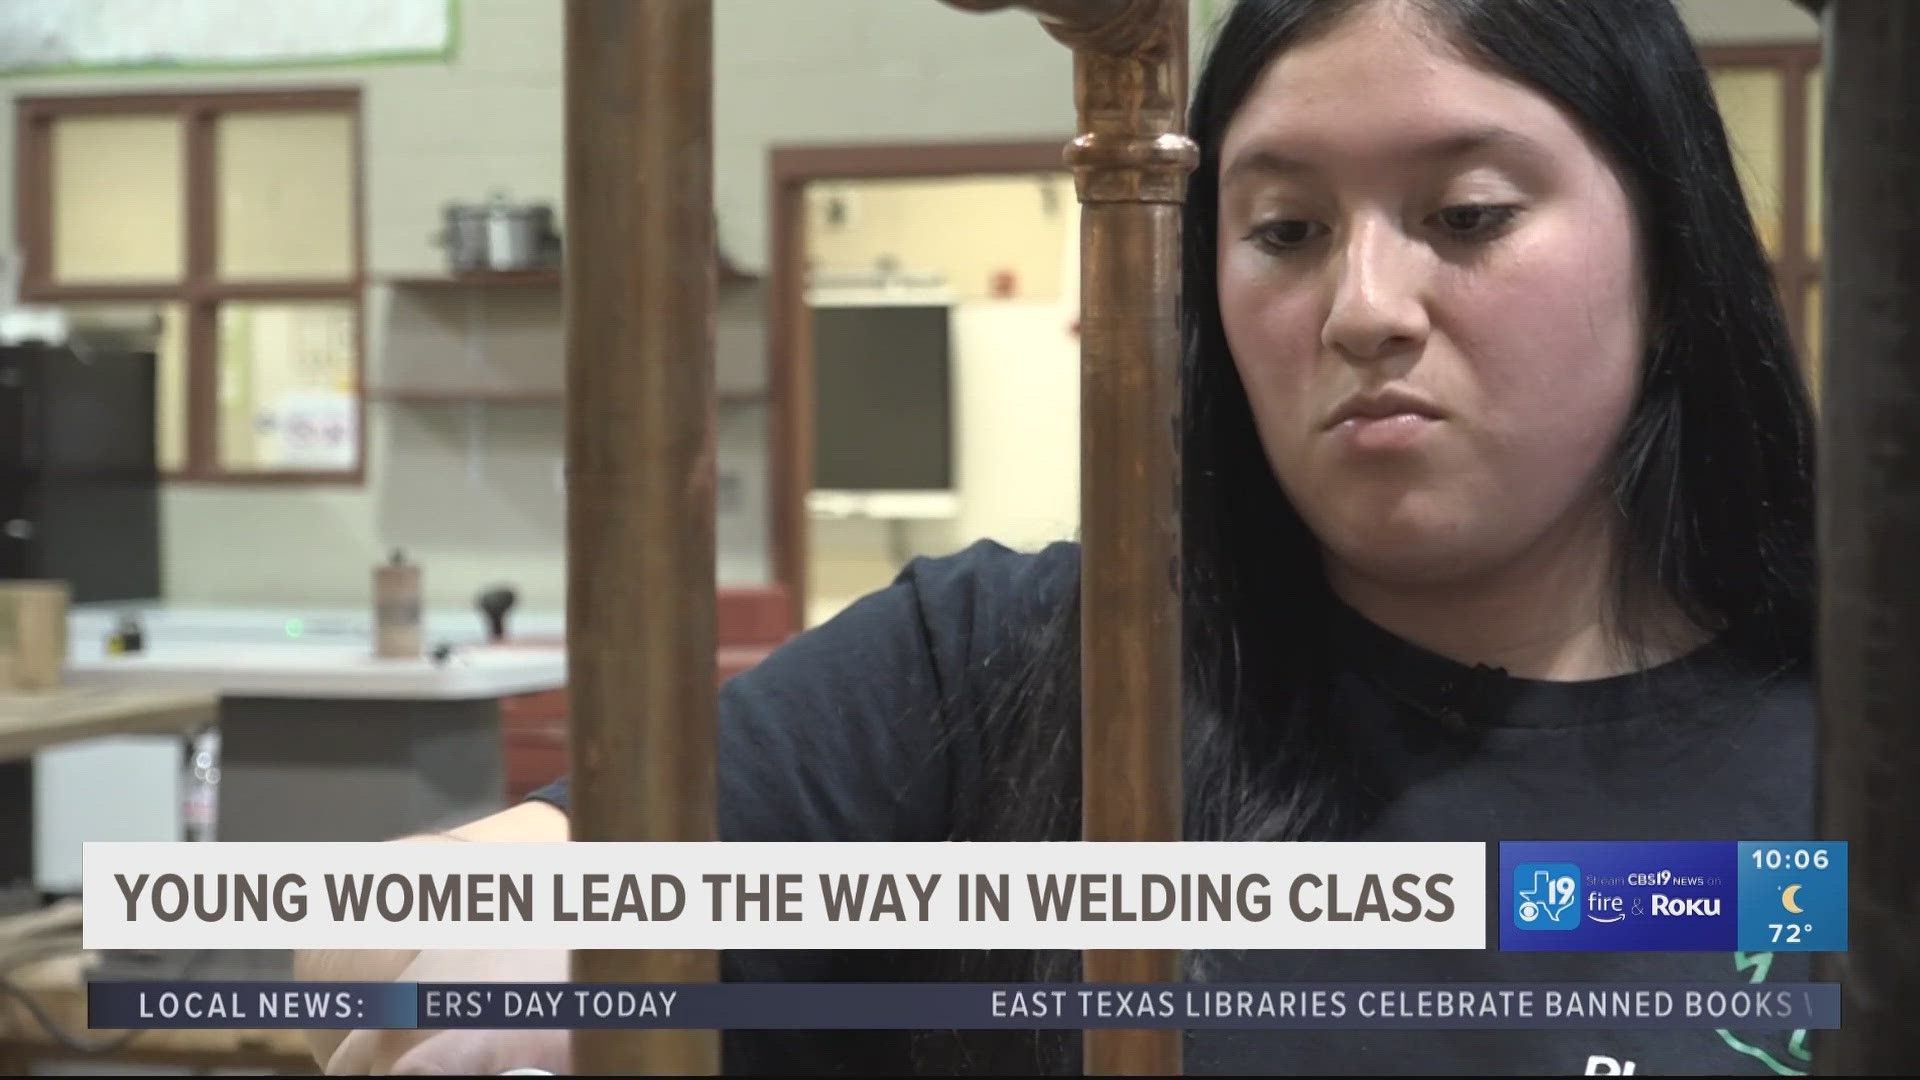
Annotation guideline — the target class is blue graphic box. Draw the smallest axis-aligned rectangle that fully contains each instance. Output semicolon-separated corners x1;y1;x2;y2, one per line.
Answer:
1736;842;1847;952
1500;842;1738;952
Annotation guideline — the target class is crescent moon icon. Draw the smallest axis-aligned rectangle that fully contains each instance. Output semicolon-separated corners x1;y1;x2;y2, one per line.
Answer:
1782;884;1804;914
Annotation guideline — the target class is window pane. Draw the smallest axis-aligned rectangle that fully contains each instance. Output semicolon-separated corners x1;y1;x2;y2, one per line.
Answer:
1709;67;1785;257
51;115;185;283
1806;66;1823;261
217;111;356;281
59;303;188;472
805;173;1074;303
217;301;358;472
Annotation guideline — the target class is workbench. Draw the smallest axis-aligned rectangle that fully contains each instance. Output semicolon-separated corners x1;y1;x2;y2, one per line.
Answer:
0;689;317;1073
62;641;566;845
0;953;315;1074
0;688;217;895
0;688;216;763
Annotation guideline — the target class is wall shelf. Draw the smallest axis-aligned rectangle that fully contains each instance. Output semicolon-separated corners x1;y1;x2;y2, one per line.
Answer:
370;386;563;406
385;269;562;290
370;386;768;407
385;238;757;292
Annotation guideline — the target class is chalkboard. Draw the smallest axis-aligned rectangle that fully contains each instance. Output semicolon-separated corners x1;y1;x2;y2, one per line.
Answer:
0;0;453;74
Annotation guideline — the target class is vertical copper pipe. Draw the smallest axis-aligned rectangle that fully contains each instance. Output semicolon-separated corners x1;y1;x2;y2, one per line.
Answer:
945;0;1198;1074
1815;2;1920;1074
563;1;719;1075
1068;6;1195;1075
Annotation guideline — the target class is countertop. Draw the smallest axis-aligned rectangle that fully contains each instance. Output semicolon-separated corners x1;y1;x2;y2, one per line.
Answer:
62;641;567;701
61;603;568;701
67;601;568;650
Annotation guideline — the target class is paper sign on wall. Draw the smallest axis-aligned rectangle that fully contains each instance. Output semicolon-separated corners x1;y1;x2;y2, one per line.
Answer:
0;0;450;73
258;390;357;470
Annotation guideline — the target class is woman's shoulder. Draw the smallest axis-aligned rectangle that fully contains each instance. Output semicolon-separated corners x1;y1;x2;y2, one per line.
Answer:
732;537;1078;705
895;536;1080;595
703;538;1079;844
892;537;1081;634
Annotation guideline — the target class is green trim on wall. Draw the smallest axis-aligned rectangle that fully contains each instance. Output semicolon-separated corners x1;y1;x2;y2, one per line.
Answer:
0;0;459;78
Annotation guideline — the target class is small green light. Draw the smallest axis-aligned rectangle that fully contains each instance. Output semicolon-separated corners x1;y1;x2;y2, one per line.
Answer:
285;619;305;638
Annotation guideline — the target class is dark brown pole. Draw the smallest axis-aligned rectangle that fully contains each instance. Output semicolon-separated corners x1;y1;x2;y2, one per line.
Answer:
563;1;719;1075
1063;5;1194;1076
947;1;1195;1074
1815;2;1920;1076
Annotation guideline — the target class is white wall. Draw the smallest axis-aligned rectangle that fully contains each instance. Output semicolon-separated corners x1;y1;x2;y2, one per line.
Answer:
0;0;1819;615
0;0;1107;613
0;0;568;611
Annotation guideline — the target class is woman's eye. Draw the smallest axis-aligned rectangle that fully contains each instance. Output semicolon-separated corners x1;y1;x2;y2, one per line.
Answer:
1248;219;1327;253
1433;203;1519;239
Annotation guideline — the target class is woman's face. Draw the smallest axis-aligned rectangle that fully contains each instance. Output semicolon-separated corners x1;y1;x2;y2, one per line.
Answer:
1215;4;1646;589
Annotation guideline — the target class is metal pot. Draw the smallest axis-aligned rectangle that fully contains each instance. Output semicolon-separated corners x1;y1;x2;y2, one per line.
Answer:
435;197;560;274
436;203;492;273
484;198;555;271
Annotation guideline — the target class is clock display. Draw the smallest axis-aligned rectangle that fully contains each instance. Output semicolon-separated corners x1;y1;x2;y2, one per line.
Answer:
1736;842;1847;952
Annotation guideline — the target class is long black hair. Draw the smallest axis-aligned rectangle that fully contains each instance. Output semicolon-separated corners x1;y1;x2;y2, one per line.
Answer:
909;0;1817;1072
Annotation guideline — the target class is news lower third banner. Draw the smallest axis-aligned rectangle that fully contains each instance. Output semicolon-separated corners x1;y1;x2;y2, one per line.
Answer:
81;839;1845;953
89;982;1840;1032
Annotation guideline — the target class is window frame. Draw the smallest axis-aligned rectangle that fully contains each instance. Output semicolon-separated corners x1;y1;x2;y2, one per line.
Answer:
14;86;367;485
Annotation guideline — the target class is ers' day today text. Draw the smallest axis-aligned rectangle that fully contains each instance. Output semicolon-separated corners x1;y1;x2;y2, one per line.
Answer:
425;988;678;1020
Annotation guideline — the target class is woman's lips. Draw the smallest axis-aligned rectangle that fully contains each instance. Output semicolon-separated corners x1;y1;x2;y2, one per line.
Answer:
1330;411;1441;451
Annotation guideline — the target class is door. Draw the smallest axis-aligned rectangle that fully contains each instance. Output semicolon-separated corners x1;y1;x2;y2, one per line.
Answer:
0;346;42;472
0;348;42;579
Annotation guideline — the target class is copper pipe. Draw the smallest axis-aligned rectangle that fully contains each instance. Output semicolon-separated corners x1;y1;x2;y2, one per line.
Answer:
561;0;1190;1071
1815;2;1920;1073
1068;6;1195;1075
562;0;719;1075
945;0;1197;1074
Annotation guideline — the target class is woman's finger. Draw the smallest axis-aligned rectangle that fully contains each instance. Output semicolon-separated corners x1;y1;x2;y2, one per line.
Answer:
389;1028;574;1076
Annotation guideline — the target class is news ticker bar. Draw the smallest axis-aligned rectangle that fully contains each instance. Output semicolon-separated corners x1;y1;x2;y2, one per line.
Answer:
89;982;1839;1032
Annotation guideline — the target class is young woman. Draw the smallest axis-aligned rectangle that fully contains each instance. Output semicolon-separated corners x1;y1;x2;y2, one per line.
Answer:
306;0;1819;1073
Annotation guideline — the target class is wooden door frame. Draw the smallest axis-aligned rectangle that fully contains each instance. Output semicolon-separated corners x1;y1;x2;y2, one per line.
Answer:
765;139;1070;629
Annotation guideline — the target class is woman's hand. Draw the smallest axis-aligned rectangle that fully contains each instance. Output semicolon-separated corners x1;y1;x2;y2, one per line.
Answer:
321;948;571;1075
298;802;574;1072
333;1026;573;1076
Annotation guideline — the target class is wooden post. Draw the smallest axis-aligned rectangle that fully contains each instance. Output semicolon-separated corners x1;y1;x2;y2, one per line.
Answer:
562;1;720;1075
1062;7;1193;1076
1815;1;1920;1074
563;0;1187;1071
947;1;1195;1074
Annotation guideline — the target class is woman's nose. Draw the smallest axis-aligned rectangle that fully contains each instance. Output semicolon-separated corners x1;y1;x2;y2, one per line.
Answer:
1320;219;1431;364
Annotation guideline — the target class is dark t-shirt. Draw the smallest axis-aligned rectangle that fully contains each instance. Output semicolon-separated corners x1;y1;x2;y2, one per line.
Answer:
531;539;1818;1076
